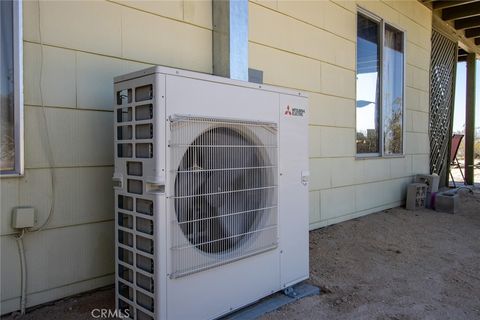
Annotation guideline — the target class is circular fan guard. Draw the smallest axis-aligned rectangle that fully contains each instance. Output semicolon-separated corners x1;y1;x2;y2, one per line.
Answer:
174;127;267;254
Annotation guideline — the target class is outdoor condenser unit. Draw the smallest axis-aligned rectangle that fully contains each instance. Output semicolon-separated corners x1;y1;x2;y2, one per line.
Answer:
113;66;309;320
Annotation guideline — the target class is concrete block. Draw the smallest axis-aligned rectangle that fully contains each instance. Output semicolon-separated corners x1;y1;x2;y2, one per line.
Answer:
406;183;427;210
415;174;440;193
435;192;460;214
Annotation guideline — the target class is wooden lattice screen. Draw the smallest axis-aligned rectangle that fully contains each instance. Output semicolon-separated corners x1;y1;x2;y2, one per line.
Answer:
429;30;457;186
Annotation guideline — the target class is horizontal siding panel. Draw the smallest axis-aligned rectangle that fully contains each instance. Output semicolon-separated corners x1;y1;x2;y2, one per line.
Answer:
390;156;413;179
122;6;212;73
39;1;122;56
1;221;114;301
383;0;432;30
309;93;355;128
355;158;391;184
276;0;327;31
250;3;355;70
4;167;113;235
357;0;402;26
321;186;356;220
23;43;77;108
320;63;355;99
330;157;356;187
249;42;321;92
309;191;321;224
309;158;332;190
407;42;431;71
412;154;430;174
320;127;355;157
111;0;183;20
406;132;429;155
324;1;356;42
25;106;113;168
184;0;212;29
309;126;322;158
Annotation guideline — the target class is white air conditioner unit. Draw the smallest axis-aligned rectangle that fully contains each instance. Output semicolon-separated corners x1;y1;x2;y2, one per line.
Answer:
113;66;309;320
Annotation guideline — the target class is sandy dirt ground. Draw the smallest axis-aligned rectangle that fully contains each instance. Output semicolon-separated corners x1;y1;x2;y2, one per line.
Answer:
2;189;480;320
262;188;480;320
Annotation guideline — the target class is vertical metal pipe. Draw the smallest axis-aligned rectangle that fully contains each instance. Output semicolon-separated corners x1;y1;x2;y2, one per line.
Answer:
465;53;476;185
212;0;249;81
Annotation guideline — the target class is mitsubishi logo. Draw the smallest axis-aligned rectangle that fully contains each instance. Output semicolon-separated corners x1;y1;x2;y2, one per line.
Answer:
285;105;292;115
284;105;305;117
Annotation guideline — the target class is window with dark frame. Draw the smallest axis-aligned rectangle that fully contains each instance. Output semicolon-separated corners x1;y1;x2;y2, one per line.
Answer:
356;9;405;157
1;0;22;175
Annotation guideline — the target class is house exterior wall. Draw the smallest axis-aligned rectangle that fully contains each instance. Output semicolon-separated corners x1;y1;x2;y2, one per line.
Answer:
0;0;431;314
248;0;431;229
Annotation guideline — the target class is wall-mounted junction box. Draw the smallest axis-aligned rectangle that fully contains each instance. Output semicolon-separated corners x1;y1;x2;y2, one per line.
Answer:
12;207;36;229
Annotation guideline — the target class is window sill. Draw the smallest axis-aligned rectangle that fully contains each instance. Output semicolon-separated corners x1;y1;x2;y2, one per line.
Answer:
0;172;24;178
356;154;405;160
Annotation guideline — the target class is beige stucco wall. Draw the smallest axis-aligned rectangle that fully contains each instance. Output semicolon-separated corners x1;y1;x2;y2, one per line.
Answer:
248;0;431;229
0;0;431;314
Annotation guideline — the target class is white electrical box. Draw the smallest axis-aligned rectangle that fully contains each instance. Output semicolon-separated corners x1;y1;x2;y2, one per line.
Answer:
12;207;36;229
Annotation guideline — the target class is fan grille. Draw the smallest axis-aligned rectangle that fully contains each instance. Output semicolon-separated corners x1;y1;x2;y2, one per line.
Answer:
169;116;278;278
